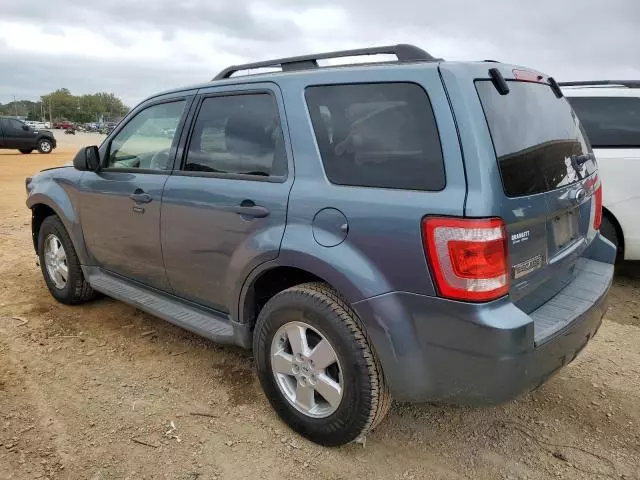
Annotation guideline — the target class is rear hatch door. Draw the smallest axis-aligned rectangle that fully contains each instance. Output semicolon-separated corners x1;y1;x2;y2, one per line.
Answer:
474;76;599;314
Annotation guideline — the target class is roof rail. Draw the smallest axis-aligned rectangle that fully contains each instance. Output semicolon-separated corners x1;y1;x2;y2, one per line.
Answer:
213;44;438;80
558;80;640;88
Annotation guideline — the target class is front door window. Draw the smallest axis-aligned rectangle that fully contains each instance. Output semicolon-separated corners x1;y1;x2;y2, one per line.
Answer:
107;101;185;171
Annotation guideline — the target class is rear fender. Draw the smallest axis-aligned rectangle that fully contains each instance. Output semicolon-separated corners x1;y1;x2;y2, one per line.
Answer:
235;241;392;326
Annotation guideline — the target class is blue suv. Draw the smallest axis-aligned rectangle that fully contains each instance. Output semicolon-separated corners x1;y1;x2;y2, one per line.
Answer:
26;45;615;446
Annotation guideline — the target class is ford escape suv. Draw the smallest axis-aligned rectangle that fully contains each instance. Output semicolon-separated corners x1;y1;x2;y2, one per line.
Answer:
26;44;615;446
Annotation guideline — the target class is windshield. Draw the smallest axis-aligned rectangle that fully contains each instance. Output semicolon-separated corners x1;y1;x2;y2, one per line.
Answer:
476;80;597;197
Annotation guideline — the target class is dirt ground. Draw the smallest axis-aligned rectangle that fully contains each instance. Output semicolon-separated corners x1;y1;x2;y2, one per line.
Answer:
1;143;639;480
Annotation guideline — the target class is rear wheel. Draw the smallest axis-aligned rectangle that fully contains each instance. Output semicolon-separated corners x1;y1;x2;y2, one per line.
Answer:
37;139;53;154
19;149;33;154
38;216;97;304
600;216;621;257
253;282;390;446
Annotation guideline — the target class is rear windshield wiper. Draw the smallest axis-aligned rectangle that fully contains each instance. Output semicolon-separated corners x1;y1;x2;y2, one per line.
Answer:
571;152;595;166
569;152;595;181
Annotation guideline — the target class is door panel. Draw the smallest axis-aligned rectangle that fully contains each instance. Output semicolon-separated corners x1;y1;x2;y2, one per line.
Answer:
80;172;170;289
161;177;290;311
594;148;640;259
79;96;190;290
161;84;293;312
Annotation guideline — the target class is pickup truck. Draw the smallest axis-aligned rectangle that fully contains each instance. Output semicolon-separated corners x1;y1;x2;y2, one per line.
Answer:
0;116;56;154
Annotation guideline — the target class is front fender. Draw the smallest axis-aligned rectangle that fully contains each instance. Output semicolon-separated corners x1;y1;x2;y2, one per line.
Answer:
36;134;56;148
26;171;87;263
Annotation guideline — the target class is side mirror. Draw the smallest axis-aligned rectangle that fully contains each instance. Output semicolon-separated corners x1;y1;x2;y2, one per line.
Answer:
73;146;101;172
22;125;29;131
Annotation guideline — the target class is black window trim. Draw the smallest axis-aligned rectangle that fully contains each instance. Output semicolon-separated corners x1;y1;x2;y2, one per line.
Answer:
303;80;447;192
174;89;289;183
101;95;192;175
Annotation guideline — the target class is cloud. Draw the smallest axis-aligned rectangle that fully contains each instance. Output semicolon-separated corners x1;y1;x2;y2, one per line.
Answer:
1;0;639;106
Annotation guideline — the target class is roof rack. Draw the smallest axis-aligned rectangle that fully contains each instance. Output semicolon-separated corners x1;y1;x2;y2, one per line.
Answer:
213;44;438;80
558;80;640;88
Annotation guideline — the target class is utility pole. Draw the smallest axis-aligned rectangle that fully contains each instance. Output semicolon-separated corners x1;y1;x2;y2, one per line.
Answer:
13;96;18;117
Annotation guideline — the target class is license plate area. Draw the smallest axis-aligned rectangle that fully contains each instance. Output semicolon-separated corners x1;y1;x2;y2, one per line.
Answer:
552;211;578;249
513;254;543;279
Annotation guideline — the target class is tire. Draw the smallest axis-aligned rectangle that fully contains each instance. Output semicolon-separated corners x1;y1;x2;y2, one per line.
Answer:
37;138;53;154
253;282;391;446
38;216;97;305
19;149;33;154
600;216;621;257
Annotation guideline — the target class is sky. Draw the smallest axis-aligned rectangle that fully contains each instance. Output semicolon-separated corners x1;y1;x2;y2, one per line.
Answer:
1;0;639;107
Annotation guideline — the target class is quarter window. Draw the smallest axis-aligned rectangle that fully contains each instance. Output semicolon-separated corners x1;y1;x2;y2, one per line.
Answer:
184;94;286;178
106;100;185;170
305;83;445;191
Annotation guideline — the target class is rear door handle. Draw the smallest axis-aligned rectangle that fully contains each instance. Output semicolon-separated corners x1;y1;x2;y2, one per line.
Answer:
233;201;270;218
130;190;152;204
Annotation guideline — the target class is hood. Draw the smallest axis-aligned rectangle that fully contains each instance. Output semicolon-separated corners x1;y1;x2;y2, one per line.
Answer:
39;164;72;173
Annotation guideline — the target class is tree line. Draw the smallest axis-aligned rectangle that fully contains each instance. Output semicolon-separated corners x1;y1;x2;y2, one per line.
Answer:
0;88;129;123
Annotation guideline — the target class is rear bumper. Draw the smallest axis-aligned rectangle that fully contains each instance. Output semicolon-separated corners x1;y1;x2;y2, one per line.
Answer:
352;234;615;404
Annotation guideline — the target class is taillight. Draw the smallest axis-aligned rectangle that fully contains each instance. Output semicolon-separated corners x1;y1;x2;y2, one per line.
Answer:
422;217;509;302
593;185;603;230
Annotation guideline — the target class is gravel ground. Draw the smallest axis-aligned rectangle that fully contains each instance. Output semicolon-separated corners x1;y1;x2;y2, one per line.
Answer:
1;146;639;480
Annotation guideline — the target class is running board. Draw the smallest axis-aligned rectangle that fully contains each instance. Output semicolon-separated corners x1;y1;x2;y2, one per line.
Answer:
83;267;250;348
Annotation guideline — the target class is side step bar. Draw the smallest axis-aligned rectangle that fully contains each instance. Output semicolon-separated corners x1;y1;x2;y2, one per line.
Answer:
83;267;250;348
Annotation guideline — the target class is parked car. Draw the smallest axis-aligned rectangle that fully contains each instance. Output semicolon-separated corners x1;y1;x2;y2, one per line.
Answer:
0;116;56;154
25;121;48;130
561;81;640;260
25;45;615;446
54;120;74;130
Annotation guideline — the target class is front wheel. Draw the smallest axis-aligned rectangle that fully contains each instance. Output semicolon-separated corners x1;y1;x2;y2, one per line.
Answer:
253;282;390;446
19;149;33;154
37;138;53;154
38;216;97;304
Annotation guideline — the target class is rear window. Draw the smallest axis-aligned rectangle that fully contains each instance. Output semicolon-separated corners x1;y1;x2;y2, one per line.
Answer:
566;96;640;148
305;83;445;191
476;81;596;197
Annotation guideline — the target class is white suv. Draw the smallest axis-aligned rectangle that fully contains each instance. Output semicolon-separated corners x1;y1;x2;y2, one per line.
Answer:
561;81;640;261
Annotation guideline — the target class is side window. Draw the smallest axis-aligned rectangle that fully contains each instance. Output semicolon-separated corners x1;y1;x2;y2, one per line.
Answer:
106;100;185;170
4;119;25;132
568;96;640;148
305;83;445;191
184;93;286;178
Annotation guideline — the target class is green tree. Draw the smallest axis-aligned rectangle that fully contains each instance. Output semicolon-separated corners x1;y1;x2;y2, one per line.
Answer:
39;88;129;123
